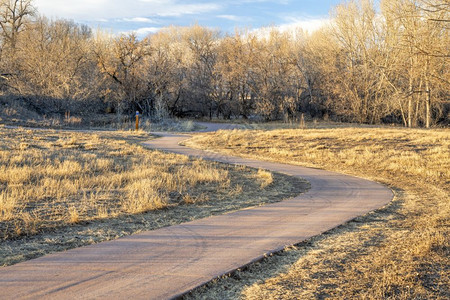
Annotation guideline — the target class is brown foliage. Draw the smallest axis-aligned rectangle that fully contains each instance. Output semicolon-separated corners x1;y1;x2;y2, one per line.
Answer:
0;0;448;125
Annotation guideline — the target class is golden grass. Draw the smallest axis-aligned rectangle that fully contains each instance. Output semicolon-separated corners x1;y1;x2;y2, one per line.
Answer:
185;127;449;299
0;126;309;266
254;169;273;189
0;127;232;239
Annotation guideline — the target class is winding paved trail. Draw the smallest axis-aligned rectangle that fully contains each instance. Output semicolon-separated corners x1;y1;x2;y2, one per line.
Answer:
0;123;393;299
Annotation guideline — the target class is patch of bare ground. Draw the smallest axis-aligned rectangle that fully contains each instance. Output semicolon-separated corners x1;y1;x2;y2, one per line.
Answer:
0;126;308;266
184;127;449;299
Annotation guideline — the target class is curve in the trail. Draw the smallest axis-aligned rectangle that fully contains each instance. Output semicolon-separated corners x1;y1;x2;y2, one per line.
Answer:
0;123;393;300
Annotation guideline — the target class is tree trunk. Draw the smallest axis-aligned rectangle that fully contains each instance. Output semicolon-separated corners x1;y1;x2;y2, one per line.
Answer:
116;100;121;126
424;57;431;129
425;78;430;128
408;97;412;128
408;62;413;128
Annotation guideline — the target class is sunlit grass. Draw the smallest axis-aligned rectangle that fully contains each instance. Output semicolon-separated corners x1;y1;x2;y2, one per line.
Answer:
0;126;309;267
0;128;230;239
185;127;449;299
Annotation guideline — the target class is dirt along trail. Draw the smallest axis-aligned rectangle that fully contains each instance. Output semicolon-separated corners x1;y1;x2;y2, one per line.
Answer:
0;123;393;299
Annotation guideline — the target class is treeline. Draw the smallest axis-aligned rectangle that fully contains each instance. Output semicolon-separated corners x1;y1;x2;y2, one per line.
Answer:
0;0;448;127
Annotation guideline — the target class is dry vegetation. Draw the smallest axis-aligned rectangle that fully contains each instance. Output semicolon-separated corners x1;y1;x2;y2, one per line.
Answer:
185;126;449;299
0;126;307;266
0;127;219;237
0;1;448;128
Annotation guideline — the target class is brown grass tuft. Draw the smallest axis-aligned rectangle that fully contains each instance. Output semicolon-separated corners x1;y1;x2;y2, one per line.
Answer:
254;169;273;188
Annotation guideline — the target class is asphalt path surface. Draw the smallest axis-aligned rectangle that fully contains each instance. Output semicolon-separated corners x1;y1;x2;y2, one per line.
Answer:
0;123;393;299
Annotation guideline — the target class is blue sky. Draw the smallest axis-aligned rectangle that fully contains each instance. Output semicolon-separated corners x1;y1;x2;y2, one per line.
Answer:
34;0;343;37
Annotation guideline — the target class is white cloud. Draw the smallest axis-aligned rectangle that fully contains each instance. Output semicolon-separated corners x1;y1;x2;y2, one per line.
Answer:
34;0;222;20
120;26;161;38
217;15;240;21
232;0;289;3
33;0;331;39
134;27;161;35
252;17;329;39
123;17;158;24
152;3;222;17
277;17;329;34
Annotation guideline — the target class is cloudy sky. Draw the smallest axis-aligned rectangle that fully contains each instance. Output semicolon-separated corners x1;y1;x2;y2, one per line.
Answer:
34;0;342;37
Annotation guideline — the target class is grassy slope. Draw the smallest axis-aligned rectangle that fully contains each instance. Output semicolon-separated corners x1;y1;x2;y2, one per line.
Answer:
0;126;308;266
185;127;449;299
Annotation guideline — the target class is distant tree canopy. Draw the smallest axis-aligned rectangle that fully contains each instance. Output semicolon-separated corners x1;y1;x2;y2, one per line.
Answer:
0;0;448;127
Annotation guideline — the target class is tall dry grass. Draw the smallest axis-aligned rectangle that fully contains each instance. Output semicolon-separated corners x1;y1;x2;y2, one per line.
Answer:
0;127;231;239
186;127;449;299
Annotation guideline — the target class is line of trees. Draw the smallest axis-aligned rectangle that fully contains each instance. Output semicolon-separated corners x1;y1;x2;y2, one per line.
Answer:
0;0;448;127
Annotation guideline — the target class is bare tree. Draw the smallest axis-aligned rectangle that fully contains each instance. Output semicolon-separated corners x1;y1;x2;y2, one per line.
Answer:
326;0;389;123
289;29;324;118
144;27;189;118
94;32;149;119
382;0;449;127
183;24;220;119
247;28;298;121
0;0;35;50
0;0;446;127
216;31;253;118
11;17;98;113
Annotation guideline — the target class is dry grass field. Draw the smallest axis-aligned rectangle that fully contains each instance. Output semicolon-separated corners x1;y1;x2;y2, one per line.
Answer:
0;126;307;266
185;126;449;299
